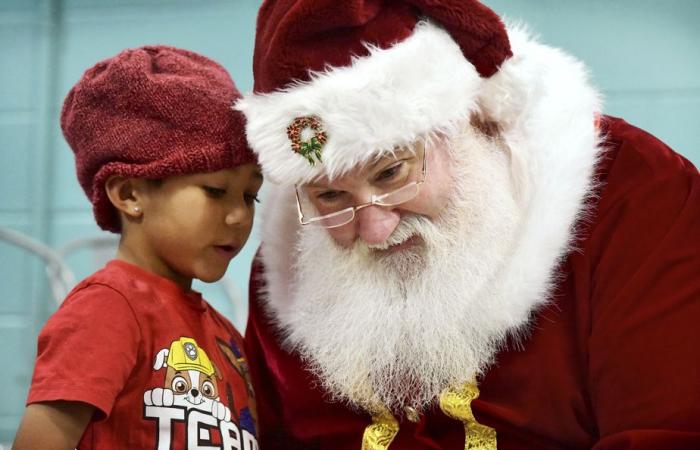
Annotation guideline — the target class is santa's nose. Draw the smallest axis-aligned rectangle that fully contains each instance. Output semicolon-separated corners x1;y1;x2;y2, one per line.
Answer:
355;205;400;246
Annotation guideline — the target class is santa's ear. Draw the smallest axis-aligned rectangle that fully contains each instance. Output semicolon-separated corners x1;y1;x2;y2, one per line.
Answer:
153;349;169;370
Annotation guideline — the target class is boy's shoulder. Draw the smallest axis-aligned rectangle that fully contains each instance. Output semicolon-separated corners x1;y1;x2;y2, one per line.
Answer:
61;259;162;313
68;259;140;300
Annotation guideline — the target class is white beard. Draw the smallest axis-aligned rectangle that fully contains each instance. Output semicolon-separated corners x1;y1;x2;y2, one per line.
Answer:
257;29;604;416
271;126;527;414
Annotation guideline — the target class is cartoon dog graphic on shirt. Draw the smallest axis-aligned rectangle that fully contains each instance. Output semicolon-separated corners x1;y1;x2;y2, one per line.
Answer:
144;337;231;422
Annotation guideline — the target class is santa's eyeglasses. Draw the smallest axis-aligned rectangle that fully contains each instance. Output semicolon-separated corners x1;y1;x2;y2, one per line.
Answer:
295;144;427;229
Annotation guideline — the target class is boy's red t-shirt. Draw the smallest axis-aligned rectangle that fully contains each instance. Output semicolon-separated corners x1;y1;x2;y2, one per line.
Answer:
27;259;258;450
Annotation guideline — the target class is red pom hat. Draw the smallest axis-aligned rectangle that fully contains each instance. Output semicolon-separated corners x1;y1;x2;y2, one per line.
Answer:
61;45;257;232
235;0;511;184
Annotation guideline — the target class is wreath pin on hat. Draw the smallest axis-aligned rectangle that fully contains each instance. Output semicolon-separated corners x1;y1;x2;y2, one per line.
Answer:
287;115;327;166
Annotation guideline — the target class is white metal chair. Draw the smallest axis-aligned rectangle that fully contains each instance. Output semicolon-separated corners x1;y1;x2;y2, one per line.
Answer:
56;235;120;272
0;227;76;306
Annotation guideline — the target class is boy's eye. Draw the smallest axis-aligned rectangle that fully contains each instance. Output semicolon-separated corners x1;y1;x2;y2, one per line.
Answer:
245;193;261;205
203;186;226;197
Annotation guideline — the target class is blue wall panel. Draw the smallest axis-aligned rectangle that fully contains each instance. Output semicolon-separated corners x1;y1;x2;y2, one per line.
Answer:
0;123;33;211
0;25;37;110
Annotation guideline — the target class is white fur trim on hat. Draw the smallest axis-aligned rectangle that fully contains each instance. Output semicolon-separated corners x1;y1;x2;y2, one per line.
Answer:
235;21;482;185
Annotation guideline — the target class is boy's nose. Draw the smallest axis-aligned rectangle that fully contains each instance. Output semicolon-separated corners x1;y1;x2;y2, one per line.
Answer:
355;205;401;246
225;211;239;226
225;204;249;226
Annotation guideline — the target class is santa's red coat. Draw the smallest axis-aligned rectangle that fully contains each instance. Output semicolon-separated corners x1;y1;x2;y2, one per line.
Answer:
245;116;700;449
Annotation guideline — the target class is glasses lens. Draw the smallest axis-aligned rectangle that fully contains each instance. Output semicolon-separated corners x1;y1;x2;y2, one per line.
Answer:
306;208;355;228
373;182;420;206
297;186;355;228
302;208;355;228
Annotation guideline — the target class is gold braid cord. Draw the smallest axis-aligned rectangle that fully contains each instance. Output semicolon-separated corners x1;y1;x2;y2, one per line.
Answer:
361;406;399;450
360;382;495;450
439;382;497;450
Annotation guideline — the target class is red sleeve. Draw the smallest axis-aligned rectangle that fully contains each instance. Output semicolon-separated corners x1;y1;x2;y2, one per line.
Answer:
244;254;309;450
27;282;141;418
245;256;286;450
587;126;700;448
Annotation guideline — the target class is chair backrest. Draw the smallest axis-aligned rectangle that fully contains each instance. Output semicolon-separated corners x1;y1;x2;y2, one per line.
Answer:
0;227;76;306
56;235;120;271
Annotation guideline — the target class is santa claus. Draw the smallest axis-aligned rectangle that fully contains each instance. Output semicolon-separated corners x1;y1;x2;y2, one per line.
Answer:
235;1;700;449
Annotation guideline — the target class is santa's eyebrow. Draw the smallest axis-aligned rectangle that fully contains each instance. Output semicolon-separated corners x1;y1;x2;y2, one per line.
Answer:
367;154;415;174
304;180;334;189
302;149;417;189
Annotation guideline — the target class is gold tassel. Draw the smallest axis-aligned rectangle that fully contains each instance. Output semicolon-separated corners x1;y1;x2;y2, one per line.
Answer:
439;382;497;450
361;406;399;450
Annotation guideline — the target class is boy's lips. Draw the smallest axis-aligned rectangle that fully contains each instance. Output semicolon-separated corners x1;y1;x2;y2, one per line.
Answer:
213;244;239;259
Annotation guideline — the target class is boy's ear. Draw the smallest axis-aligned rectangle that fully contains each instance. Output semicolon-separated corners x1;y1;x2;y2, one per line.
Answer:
104;176;143;219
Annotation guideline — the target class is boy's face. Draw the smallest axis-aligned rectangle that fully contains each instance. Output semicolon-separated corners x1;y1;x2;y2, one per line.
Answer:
130;164;263;289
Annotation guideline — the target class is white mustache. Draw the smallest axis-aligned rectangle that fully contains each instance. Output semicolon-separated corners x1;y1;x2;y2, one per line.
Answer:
365;215;427;251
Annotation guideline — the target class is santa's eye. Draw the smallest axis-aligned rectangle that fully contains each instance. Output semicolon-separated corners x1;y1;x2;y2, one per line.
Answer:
316;190;345;203
201;380;216;398
375;163;402;181
171;376;189;393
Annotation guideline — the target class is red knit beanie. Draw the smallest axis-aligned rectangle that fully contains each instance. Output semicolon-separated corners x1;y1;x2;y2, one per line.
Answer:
235;0;511;185
61;45;257;232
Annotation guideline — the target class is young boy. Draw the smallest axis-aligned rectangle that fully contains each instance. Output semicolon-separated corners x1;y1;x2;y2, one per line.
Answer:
13;46;262;450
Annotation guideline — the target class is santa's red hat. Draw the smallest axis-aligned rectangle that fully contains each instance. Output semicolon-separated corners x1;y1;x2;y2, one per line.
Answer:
235;0;512;185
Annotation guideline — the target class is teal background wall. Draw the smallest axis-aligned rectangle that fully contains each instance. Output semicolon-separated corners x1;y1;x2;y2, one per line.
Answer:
1;0;698;444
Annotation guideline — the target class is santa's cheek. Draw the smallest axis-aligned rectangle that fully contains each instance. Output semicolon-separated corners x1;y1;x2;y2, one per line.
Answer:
326;225;357;248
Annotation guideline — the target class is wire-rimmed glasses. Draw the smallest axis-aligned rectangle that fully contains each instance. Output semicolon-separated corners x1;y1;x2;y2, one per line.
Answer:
295;145;427;228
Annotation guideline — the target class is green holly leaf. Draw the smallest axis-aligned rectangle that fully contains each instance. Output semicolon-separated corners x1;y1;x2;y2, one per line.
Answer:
300;139;322;166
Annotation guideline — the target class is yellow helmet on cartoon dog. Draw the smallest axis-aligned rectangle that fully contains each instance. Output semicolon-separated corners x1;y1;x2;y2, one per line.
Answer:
166;337;215;377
